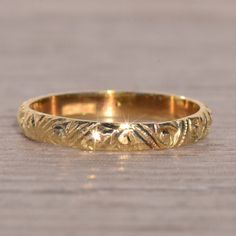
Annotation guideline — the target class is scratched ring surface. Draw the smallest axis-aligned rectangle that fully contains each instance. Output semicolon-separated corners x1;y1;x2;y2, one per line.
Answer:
17;91;212;151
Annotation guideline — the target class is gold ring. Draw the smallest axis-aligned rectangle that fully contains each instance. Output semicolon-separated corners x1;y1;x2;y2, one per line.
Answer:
17;91;212;151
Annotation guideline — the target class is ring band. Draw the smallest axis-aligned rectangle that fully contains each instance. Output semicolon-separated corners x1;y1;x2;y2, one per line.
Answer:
17;91;212;151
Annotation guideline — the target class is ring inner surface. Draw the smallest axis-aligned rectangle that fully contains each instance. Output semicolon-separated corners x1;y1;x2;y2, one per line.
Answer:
30;93;200;123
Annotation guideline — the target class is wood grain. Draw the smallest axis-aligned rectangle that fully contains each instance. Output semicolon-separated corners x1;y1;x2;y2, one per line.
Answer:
0;0;236;235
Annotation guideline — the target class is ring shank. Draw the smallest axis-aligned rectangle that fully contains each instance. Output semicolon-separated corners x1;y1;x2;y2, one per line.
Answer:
18;91;212;151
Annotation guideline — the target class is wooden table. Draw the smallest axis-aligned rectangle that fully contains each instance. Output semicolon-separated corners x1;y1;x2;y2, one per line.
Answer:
1;1;236;235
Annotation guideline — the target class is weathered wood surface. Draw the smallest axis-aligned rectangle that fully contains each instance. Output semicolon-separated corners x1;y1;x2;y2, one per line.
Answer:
0;0;236;235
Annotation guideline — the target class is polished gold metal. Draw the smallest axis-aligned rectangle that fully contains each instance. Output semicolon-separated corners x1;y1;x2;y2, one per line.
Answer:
17;91;212;151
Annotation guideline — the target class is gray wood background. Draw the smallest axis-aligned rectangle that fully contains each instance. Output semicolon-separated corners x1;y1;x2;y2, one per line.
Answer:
0;0;236;235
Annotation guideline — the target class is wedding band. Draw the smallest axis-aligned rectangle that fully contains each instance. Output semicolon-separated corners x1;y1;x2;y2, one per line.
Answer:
17;91;212;151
